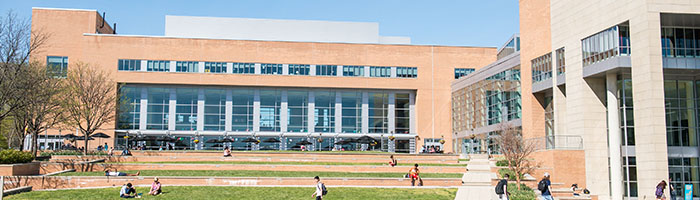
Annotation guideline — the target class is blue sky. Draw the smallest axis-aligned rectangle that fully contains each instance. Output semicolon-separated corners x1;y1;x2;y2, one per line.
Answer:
0;0;519;47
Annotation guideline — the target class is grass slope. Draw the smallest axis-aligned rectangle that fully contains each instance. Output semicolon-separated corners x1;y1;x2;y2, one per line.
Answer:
7;186;457;200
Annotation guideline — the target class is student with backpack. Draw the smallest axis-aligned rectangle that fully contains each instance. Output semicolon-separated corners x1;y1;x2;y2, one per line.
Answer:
538;172;553;200
495;174;510;200
312;176;327;200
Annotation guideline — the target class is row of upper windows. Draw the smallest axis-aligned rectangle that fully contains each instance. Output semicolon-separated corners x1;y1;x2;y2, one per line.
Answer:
117;59;418;78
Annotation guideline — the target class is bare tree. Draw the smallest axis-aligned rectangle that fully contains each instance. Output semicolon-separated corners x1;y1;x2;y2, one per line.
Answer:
11;61;66;157
496;123;539;189
63;62;118;155
0;10;50;121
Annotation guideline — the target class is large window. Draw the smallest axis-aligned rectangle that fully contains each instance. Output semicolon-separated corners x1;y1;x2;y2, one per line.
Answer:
146;88;169;130
205;62;226;73
232;89;254;131
581;23;630;66
532;52;552;83
289;64;310;75
175;88;198;131
176;61;198;73
454;68;475;79
117;86;141;129
287;91;308;132
316;65;337;76
261;64;283;75
314;91;335;132
368;92;389;133
260;90;281;132
662;27;700;58
232;63;255;74
395;93;410;134
147;60;170;72
118;59;141;71
396;67;417;78
665;80;699;147
47;56;68;77
668;157;700;198
370;67;391;77
343;66;364;77
203;89;226;131
341;92;362;133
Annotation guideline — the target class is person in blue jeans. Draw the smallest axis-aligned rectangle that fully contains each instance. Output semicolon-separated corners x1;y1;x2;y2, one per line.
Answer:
540;172;553;200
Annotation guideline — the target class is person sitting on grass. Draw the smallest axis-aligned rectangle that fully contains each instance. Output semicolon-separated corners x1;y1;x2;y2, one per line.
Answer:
149;177;162;196
409;163;423;186
120;182;141;198
105;169;140;176
389;155;397;167
223;147;231;157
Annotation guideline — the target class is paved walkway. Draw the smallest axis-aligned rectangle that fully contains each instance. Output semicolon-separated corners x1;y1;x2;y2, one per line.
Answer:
454;154;498;200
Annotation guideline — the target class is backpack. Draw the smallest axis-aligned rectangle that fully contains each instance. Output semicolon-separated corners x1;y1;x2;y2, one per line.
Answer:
538;180;547;192
495;179;507;194
321;183;328;195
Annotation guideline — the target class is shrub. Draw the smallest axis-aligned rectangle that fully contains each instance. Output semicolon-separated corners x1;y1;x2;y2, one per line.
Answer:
0;149;34;164
40;150;107;156
496;159;513;167
508;183;536;200
498;168;523;181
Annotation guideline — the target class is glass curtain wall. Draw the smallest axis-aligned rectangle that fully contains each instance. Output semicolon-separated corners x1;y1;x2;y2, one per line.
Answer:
287;91;308;132
369;92;389;133
146;88;169;130
341;92;362;133
203;89;226;131
232;89;254;131
314;91;336;132
260;90;281;132
117;86;141;130
395;93;410;134
175;88;198;131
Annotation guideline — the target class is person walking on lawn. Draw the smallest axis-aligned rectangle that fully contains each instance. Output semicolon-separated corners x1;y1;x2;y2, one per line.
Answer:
311;176;327;200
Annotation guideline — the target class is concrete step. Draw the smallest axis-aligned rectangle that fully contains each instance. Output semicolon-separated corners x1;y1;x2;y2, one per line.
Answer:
50;155;460;164
556;196;592;200
468;154;489;160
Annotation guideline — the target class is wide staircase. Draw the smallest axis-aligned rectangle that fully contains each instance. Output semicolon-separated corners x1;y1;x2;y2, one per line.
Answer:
455;154;498;200
13;151;466;191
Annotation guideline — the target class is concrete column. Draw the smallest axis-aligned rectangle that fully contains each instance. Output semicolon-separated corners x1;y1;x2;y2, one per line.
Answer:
140;60;147;72
390;67;397;78
364;66;370;77
169;61;176;73
388;92;396;134
606;73;623;200
308;91;315;133
409;92;416;134
139;88;148;130
196;89;205;131
226;63;233;74
198;61;205;73
361;92;369;133
282;64;289;75
337;65;343;77
334;92;342;133
281;90;289;132
253;90;260;132
254;63;261;74
168;88;176;131
225;90;232;132
310;65;317;76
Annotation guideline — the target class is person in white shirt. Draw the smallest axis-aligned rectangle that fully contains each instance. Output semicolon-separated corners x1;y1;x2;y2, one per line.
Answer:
105;169;140;176
311;176;325;200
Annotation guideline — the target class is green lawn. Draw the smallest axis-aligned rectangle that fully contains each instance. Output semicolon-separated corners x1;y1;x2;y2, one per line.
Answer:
125;161;466;167
57;170;463;178
6;186;457;200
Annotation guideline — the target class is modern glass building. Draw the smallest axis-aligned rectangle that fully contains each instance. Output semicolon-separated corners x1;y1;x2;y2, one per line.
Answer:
31;7;497;153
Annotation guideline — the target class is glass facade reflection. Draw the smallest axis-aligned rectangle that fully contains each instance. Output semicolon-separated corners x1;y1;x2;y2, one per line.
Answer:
260;90;281;132
452;66;521;132
232;89;254;131
287;91;308;132
117;86;141;130
341;92;362;133
314;91;335;132
369;92;389;133
581;22;630;67
146;88;169;130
